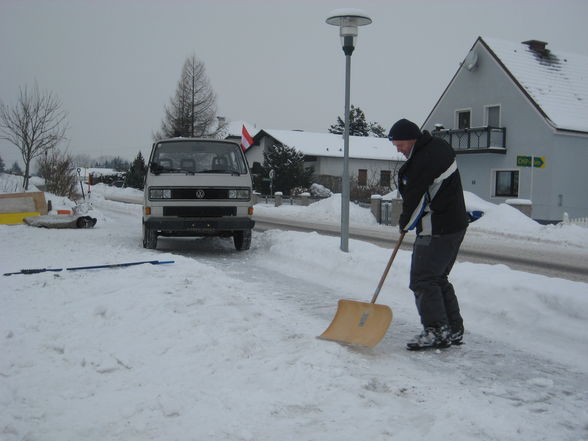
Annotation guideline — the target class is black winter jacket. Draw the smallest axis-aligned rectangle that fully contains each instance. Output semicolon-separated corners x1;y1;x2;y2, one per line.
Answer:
397;131;468;235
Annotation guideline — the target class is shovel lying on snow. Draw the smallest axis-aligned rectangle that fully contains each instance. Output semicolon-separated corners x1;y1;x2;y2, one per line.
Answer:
318;232;406;347
3;260;174;276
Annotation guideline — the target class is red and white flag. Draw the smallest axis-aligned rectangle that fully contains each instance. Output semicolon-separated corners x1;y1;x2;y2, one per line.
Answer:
240;125;254;151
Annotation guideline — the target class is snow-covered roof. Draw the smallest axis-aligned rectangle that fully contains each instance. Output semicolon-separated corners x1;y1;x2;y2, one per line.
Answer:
482;37;588;133
255;129;406;162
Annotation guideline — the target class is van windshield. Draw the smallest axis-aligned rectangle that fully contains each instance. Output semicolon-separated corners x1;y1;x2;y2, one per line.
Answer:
151;140;248;175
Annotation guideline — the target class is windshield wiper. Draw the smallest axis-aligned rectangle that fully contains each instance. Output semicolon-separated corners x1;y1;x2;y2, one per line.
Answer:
198;169;241;176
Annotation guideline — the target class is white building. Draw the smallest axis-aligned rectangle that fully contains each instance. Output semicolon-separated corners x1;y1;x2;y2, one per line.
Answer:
423;37;588;221
245;129;405;192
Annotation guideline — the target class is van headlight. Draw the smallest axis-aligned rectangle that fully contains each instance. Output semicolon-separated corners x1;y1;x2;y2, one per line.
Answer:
149;188;172;199
228;189;250;199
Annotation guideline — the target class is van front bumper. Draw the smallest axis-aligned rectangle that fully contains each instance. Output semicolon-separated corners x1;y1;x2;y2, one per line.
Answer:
145;216;255;234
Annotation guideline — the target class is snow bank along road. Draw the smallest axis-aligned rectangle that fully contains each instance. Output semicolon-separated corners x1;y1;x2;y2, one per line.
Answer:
253;215;588;283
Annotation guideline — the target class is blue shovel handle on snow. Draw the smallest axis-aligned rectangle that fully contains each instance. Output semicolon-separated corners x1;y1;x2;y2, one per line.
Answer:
3;260;174;276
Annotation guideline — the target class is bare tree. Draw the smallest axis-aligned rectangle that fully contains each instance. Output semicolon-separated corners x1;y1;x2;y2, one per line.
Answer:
0;84;68;189
154;54;226;140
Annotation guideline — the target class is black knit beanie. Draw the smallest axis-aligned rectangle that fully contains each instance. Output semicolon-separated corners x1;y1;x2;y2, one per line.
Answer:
388;119;422;141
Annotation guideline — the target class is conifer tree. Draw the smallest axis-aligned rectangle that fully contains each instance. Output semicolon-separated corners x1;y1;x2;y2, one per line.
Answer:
125;152;147;190
329;105;386;137
262;144;313;195
10;161;22;175
0;154;5;173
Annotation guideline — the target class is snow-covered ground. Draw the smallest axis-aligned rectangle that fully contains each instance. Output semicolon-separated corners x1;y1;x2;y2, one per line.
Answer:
1;176;588;440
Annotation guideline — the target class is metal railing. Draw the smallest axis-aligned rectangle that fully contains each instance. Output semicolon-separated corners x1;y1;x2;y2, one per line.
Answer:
433;126;506;152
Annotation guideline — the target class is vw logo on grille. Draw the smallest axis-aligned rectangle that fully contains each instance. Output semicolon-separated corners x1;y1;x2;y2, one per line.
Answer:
195;189;206;199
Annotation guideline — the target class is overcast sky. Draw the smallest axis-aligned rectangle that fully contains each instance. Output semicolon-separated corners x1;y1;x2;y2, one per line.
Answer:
1;0;588;167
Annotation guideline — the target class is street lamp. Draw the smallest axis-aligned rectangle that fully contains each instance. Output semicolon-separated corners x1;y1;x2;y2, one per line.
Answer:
326;8;372;252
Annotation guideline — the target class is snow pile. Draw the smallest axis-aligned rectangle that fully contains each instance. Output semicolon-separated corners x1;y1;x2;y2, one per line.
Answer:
89;182;143;204
79;167;122;179
255;193;378;226
309;182;332;197
464;192;588;247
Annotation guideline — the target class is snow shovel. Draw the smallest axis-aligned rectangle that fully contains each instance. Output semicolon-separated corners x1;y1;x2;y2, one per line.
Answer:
318;231;406;347
3;260;174;276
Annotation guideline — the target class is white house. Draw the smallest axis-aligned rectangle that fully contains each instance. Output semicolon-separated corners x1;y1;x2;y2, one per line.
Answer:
423;36;588;222
245;129;405;192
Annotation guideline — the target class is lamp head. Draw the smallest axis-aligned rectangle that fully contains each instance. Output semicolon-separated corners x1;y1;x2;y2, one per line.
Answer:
326;8;372;55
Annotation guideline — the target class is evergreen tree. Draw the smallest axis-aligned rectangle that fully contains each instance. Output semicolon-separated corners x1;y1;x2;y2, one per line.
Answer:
329;105;386;137
0;154;5;173
369;122;387;138
110;156;130;171
262;144;313;195
10;161;22;175
125;151;146;190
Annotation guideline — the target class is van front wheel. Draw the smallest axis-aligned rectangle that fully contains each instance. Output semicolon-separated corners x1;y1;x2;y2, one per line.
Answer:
143;223;158;249
233;229;252;251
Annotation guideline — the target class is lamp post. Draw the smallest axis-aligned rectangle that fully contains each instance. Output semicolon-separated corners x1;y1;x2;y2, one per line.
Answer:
326;8;372;252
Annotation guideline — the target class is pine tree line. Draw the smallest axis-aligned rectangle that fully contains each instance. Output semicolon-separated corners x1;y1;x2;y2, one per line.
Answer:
328;105;386;137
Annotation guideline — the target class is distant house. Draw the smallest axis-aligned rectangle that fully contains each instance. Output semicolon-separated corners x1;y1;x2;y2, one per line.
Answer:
245;129;405;193
423;36;588;222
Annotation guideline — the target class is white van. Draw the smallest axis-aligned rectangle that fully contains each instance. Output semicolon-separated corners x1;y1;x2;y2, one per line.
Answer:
142;138;255;250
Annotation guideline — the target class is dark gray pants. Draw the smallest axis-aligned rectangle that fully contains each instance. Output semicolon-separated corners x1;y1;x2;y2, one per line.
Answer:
409;229;466;330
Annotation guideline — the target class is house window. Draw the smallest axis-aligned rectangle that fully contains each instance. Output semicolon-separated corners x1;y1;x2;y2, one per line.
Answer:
495;170;519;197
358;169;367;186
486;105;500;127
380;170;391;187
457;110;471;129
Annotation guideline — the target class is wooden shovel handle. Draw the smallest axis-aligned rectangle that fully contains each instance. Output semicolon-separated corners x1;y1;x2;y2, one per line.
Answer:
370;231;406;304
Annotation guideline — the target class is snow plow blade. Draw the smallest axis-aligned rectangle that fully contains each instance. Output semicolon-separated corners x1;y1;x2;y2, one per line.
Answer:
318;300;392;347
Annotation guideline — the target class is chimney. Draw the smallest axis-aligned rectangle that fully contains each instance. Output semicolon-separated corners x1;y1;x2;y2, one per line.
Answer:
522;40;549;56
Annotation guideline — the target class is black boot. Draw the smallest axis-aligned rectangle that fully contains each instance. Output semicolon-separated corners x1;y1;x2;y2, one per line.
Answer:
450;325;464;345
406;325;451;350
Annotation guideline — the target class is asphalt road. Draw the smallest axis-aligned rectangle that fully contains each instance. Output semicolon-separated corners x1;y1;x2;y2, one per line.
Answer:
253;214;588;283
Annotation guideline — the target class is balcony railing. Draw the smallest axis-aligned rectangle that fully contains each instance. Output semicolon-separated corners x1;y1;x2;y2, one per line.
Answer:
433;126;506;153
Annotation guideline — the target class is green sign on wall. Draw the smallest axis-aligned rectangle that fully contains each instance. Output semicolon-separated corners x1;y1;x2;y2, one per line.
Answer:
516;155;546;168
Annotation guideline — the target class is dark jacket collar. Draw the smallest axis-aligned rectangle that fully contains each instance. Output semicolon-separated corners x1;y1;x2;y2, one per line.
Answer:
413;130;432;153
402;131;432;164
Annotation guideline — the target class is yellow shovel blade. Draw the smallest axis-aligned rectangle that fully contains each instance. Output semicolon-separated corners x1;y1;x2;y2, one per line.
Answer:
318;299;393;347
